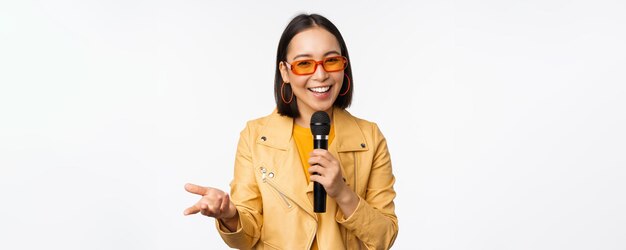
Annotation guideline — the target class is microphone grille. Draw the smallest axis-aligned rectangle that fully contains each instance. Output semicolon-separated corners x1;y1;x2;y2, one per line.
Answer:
310;111;331;135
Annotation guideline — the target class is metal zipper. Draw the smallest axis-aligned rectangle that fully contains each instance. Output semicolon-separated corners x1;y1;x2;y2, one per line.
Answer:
259;167;317;247
260;167;292;208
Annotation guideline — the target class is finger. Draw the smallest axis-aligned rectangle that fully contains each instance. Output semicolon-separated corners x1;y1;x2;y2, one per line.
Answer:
310;148;328;154
225;195;238;219
220;194;230;214
308;156;332;169
309;174;324;185
200;204;217;218
310;149;333;158
207;202;221;216
184;204;201;215
201;208;215;217
308;164;325;176
309;150;337;164
185;183;208;196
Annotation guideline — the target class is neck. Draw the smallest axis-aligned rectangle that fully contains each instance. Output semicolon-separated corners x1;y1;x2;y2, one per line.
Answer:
294;107;333;128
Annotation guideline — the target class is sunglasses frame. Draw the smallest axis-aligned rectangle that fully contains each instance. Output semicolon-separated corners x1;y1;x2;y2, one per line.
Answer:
284;55;348;76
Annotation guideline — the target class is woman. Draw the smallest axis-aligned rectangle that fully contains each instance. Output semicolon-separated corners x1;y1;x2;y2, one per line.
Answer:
184;13;398;249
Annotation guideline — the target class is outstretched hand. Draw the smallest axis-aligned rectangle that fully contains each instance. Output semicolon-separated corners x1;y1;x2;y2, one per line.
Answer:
183;183;237;220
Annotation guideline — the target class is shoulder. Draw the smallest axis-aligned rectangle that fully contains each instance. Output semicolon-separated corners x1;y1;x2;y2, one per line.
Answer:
338;109;385;138
242;110;276;131
350;112;377;129
238;109;292;143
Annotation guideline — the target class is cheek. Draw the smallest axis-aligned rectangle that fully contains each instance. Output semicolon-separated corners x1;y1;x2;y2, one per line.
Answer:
290;76;310;90
332;73;345;89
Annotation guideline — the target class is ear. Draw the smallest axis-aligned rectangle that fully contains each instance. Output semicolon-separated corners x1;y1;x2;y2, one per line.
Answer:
279;61;291;83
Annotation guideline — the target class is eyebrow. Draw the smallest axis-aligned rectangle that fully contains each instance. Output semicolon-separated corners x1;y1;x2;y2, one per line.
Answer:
292;50;341;61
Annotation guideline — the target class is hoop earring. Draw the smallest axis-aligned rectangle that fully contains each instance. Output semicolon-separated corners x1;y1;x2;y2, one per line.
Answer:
281;81;294;104
339;74;351;96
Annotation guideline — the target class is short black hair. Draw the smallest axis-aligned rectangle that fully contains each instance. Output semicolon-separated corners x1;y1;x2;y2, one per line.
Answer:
274;13;353;118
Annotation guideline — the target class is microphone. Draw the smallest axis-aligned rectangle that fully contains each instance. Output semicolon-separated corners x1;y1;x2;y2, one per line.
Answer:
310;111;330;213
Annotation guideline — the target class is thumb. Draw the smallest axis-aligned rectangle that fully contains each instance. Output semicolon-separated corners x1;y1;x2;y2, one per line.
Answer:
222;194;238;219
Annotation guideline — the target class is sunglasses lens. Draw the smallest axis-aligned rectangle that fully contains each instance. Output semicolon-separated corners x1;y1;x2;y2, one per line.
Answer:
293;60;316;74
323;57;346;72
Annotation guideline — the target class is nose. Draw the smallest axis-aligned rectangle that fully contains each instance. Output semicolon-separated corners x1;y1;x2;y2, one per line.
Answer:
311;62;329;81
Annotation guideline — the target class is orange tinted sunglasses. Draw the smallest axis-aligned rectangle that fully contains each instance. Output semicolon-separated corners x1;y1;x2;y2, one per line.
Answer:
284;56;348;75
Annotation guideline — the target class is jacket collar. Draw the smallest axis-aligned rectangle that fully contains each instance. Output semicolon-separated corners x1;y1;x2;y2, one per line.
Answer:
257;107;369;152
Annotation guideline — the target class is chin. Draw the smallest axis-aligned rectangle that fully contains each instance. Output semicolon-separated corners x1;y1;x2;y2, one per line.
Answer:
313;103;334;112
301;95;337;113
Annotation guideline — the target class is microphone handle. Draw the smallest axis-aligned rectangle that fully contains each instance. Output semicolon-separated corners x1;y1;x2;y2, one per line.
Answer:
313;138;328;213
314;181;326;212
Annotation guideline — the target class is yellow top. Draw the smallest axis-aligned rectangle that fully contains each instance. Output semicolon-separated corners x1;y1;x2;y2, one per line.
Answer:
292;122;335;250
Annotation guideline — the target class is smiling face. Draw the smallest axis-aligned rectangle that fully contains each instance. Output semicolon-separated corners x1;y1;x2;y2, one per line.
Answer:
279;27;345;126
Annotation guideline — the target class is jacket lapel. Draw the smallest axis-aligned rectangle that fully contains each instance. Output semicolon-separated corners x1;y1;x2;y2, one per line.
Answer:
332;107;369;153
257;111;316;219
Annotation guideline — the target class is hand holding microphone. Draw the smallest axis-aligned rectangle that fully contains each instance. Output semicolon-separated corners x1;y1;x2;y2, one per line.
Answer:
309;111;353;213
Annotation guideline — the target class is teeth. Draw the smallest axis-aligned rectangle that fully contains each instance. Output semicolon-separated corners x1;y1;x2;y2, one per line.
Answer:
309;86;331;93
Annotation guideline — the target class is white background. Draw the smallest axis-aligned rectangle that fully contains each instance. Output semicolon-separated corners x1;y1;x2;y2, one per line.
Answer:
1;0;625;249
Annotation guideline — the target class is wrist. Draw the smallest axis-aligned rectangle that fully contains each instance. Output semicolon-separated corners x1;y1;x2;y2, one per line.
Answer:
335;185;359;218
336;185;357;207
219;210;240;232
222;209;239;222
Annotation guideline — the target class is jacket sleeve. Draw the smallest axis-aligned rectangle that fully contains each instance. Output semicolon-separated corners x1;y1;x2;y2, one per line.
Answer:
215;122;263;249
335;123;399;250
